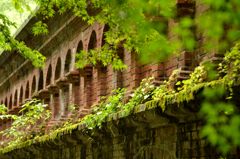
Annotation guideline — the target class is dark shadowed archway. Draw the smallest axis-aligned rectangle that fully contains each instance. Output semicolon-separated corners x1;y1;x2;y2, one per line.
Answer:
46;64;52;86
9;95;12;109
32;76;36;95
38;70;44;91
88;31;97;50
55;58;61;80
25;81;30;99
13;90;18;107
19;86;23;104
65;50;72;74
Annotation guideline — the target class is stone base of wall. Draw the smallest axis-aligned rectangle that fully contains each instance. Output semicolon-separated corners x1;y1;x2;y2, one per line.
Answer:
1;108;238;159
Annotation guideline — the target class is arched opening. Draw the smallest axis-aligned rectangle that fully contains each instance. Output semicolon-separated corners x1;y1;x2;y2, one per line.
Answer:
88;31;97;50
64;50;72;74
55;58;61;80
46;64;52;86
19;87;23;104
77;41;83;53
9;95;12;109
101;25;110;46
25;82;30;99
32;76;36;95
13;90;18;107
38;70;44;91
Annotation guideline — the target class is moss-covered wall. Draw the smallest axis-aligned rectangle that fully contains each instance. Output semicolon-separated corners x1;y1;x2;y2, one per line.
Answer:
1;108;228;159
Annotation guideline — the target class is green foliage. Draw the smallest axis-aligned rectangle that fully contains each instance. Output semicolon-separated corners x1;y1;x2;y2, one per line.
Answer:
0;13;16;51
83;88;126;130
82;78;155;130
0;99;51;147
221;42;240;87
176;65;207;92
2;0;238;69
44;0;240;64
123;77;155;113
0;104;8;115
75;44;127;70
199;42;240;154
200;87;240;154
32;21;48;36
0;12;45;67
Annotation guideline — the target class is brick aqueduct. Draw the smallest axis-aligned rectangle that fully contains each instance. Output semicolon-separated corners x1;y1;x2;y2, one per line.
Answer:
0;1;233;159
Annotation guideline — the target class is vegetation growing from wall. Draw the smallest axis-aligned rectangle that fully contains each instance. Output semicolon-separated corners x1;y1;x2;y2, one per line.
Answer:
0;42;240;155
0;99;51;147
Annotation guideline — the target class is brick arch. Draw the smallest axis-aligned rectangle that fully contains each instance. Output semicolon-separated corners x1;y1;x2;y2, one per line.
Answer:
13;89;18;107
19;86;24;104
25;81;30;99
88;30;97;50
38;70;44;91
31;76;37;95
46;64;52;86
64;49;72;74
55;57;62;80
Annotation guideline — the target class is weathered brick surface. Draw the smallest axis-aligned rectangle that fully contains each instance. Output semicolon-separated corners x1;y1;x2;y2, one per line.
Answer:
0;19;196;122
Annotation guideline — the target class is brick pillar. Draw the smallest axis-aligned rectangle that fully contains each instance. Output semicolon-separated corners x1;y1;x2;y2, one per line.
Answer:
106;66;114;95
79;66;93;116
122;50;140;97
53;93;60;119
79;75;85;107
59;88;65;118
65;69;81;112
85;68;93;108
55;76;71;119
96;65;107;102
47;84;59;121
62;85;70;117
73;81;81;108
92;67;98;103
49;94;55;117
